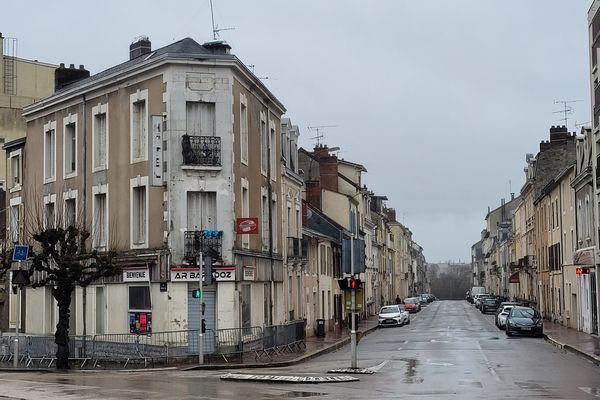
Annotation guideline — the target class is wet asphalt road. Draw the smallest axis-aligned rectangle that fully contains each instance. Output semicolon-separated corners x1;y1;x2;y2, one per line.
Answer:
0;300;599;399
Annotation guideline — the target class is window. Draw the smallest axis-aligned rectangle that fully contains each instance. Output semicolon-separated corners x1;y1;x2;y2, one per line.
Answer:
241;179;249;249
9;151;21;189
44;121;56;182
262;192;269;249
10;204;20;243
241;284;251;330
65;198;76;228
44;202;55;229
272;198;278;252
93;104;108;171
129;286;152;334
63;114;77;177
131;178;148;247
240;95;248;164
187;191;217;230
270;122;276;180
43;194;56;229
129;286;151;310
93;186;108;249
260;113;267;175
186;102;215;136
130;90;148;162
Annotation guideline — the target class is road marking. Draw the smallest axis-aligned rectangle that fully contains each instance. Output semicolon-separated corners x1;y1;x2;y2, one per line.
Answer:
476;340;502;383
368;360;388;372
579;387;600;397
221;373;359;383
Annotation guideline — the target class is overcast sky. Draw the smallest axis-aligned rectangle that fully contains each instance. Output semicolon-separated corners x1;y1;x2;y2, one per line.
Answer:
2;0;593;262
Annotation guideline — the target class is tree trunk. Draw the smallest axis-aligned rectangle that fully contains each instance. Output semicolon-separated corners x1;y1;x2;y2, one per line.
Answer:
53;284;72;370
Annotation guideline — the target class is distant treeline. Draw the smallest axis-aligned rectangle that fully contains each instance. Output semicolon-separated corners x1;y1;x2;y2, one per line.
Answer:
428;263;471;300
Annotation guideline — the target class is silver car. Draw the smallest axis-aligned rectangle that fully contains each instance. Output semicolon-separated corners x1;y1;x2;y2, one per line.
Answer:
378;305;410;327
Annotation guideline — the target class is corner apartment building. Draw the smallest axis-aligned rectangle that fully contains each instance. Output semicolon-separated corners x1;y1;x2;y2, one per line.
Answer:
16;37;286;335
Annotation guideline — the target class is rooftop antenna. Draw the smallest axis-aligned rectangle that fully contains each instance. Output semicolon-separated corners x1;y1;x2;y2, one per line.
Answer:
553;100;582;129
209;0;235;40
307;124;338;146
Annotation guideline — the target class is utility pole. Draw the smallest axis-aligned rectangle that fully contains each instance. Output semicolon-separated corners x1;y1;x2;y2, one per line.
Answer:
198;250;204;365
350;234;357;369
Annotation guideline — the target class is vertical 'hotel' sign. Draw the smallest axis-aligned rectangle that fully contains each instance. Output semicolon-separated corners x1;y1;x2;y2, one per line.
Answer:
151;115;163;186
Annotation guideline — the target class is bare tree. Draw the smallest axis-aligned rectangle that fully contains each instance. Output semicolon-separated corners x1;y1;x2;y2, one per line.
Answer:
7;183;122;370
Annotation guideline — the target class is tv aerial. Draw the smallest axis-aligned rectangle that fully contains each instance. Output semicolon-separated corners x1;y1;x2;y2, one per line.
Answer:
553;100;582;129
307;124;338;146
210;0;235;40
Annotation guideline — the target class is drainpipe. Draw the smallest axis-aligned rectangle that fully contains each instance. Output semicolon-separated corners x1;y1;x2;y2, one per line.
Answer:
81;94;88;353
266;106;274;326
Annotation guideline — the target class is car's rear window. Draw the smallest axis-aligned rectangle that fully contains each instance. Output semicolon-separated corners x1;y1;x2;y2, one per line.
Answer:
381;306;399;313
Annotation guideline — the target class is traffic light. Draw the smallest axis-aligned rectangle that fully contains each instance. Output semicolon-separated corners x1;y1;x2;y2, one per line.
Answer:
349;278;362;290
192;289;201;298
201;319;206;333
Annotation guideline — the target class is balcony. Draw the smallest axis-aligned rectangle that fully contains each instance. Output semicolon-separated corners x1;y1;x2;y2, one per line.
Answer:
184;230;223;263
182;135;221;167
287;237;308;259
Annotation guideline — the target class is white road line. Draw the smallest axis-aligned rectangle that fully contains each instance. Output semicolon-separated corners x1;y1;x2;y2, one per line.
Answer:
476;340;502;383
368;360;389;372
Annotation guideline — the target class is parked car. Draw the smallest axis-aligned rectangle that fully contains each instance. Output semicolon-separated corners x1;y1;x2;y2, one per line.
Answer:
378;304;410;327
480;297;501;313
469;286;486;303
465;290;471;302
495;302;521;318
505;306;543;337
418;294;429;305
404;297;421;313
423;293;436;302
496;305;516;329
473;294;490;308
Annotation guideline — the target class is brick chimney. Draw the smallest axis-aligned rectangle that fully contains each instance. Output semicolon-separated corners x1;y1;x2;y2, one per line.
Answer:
54;63;90;91
129;36;152;60
305;180;322;210
312;145;338;192
386;208;397;222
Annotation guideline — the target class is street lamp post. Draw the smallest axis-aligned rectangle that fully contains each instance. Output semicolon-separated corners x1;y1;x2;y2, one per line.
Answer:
350;233;357;369
198;251;204;365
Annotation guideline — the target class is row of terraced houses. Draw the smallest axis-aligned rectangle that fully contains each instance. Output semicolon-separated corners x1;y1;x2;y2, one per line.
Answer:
471;3;600;336
0;33;428;337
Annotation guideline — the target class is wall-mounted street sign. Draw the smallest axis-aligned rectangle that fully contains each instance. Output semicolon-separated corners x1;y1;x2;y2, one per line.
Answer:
123;267;149;282
236;218;259;234
12;245;29;262
243;266;255;281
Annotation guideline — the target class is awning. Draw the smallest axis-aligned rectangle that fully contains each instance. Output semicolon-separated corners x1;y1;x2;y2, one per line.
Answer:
509;272;520;284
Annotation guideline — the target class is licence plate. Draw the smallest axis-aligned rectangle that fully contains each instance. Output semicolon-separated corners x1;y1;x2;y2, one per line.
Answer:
520;327;531;330
386;319;394;323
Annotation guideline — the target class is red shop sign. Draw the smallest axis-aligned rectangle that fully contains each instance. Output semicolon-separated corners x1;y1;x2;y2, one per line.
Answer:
236;218;259;234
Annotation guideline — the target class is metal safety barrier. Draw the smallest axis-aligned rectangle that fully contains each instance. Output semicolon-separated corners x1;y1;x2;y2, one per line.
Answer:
259;320;306;360
1;321;305;368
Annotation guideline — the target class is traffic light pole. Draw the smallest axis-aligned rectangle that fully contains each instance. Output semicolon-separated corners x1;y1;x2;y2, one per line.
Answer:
198;251;204;365
350;234;357;369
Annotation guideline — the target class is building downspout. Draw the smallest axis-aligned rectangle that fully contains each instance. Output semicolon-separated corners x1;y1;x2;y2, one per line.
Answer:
81;94;88;353
266;106;274;326
559;182;565;320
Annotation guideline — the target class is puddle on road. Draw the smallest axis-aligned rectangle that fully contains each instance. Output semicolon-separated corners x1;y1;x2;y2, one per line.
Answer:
458;379;483;388
400;358;423;384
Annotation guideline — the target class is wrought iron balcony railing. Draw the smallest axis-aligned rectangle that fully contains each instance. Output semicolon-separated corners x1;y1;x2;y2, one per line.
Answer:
182;135;221;167
184;230;223;263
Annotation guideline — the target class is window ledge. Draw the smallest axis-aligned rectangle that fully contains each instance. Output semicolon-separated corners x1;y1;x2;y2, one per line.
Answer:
64;172;77;180
9;185;21;193
182;165;222;172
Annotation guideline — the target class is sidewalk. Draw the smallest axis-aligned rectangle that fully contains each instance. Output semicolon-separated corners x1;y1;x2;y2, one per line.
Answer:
543;320;600;364
184;316;380;370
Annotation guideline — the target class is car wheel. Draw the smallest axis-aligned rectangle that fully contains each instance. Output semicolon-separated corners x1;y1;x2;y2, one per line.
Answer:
505;329;512;336
407;318;411;325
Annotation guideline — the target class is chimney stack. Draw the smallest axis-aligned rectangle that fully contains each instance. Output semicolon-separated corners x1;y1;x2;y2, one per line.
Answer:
202;40;231;55
129;36;152;60
54;63;90;91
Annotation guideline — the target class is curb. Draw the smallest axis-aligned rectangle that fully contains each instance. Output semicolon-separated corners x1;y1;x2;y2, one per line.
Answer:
544;334;600;365
182;323;380;371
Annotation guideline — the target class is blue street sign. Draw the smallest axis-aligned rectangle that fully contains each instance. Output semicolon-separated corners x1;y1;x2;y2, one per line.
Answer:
12;245;29;262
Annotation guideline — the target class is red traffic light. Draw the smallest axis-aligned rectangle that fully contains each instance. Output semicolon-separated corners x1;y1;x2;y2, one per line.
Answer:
349;278;362;289
576;267;591;275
